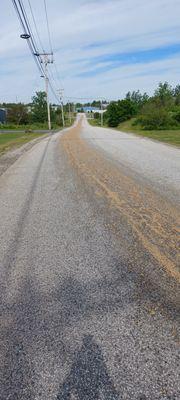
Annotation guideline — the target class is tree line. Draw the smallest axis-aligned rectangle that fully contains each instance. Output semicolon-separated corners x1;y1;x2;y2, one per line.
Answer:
1;82;180;131
102;82;180;130
0;92;74;128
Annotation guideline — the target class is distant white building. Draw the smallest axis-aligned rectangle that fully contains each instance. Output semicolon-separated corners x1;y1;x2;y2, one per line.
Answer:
76;106;107;114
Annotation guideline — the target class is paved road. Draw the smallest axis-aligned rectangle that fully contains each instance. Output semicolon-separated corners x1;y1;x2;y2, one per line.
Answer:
0;117;179;399
82;117;180;205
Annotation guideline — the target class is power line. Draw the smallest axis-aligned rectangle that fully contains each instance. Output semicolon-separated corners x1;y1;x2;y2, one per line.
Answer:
48;65;59;88
17;0;39;53
64;95;106;101
53;61;64;88
11;0;62;130
12;0;106;108
27;0;45;52
48;77;61;103
11;0;68;110
43;0;53;54
11;0;45;76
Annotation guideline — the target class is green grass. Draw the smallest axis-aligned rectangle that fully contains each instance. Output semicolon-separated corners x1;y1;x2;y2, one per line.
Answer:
0;123;59;130
0;131;48;155
0;119;76;155
89;118;180;146
117;119;180;146
88;118;102;127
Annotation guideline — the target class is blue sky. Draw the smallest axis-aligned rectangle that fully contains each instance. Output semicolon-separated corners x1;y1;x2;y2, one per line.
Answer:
1;0;180;102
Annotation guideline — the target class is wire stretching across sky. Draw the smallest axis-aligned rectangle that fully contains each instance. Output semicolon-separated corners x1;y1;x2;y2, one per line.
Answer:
42;0;65;90
27;0;45;52
11;0;63;104
11;1;104;104
11;0;45;76
43;0;53;54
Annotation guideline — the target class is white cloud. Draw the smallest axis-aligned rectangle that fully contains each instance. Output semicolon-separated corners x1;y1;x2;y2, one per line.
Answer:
0;0;180;102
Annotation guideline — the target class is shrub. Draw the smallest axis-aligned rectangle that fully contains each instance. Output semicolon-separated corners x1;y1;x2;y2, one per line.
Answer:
138;102;177;130
174;110;180;123
106;102;120;127
117;99;136;123
106;99;137;127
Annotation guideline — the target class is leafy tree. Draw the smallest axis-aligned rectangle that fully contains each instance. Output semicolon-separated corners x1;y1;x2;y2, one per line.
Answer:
117;99;136;122
174;85;180;105
137;101;176;130
76;103;83;109
7;103;29;125
173;110;180;123
154;82;173;108
91;100;101;108
126;90;149;112
31;91;48;123
106;99;136;127
106;102;120;127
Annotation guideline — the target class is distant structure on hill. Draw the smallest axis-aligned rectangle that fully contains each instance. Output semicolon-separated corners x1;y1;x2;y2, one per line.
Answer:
76;106;107;114
83;106;100;113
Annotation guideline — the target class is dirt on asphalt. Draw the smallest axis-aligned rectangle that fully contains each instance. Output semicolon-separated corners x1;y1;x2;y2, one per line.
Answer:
0;120;179;399
61;119;180;283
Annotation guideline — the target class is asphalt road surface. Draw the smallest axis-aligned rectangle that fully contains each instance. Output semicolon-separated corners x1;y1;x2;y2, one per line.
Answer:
0;116;179;399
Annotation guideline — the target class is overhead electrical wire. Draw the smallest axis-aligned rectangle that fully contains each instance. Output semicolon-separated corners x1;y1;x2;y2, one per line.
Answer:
12;0;97;105
11;0;45;76
29;0;62;102
48;77;61;103
64;96;106;101
11;0;63;104
42;0;65;91
53;62;64;89
27;0;45;53
13;0;66;104
28;0;63;98
18;0;38;50
43;0;53;54
12;0;106;107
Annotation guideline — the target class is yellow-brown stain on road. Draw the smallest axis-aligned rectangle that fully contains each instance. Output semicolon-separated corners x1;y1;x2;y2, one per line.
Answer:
61;120;180;282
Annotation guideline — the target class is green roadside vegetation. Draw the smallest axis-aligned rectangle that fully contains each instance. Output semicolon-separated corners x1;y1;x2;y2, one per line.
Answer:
0;131;48;155
90;82;180;147
90;116;180;146
0;119;74;132
117;119;180;146
0;91;76;154
0;118;75;155
1;91;75;131
88;118;102;127
0;123;58;131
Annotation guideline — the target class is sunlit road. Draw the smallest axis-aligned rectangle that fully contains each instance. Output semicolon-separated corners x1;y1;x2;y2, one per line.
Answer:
0;116;179;399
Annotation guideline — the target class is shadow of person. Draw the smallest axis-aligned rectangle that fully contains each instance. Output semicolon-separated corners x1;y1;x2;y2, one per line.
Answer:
57;335;120;399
